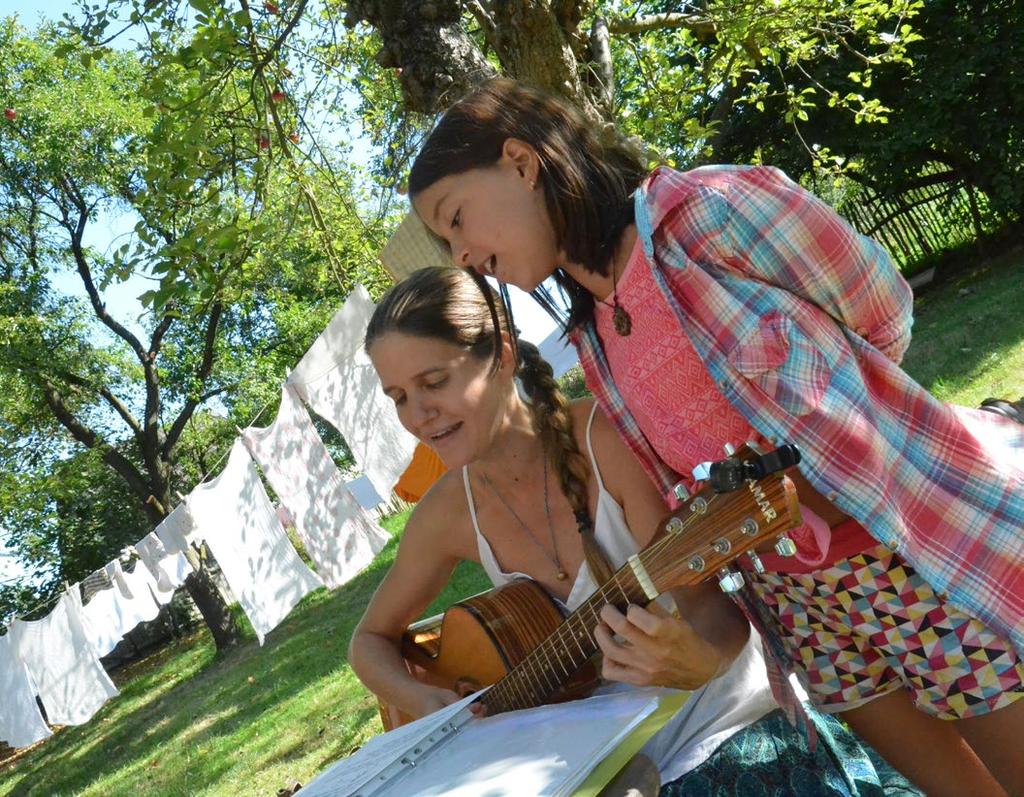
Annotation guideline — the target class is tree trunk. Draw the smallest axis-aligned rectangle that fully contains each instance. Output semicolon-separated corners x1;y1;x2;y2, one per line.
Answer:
344;0;605;121
344;0;497;114
182;566;242;650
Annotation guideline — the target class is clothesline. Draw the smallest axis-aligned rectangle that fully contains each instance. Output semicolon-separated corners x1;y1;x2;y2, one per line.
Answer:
4;584;72;630
3;284;411;639
3;382;286;635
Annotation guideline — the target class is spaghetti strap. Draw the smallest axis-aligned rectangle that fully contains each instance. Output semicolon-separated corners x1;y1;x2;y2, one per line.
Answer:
461;466;484;539
584;402;607;493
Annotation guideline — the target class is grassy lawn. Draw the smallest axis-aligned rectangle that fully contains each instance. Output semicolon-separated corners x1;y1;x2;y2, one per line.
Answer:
1;249;1021;797
901;246;1024;405
0;514;491;797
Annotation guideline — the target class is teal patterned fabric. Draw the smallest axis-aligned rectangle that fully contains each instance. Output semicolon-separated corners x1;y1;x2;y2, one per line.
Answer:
660;709;921;797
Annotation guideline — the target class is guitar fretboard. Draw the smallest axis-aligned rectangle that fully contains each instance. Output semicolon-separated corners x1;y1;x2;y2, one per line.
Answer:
475;494;718;716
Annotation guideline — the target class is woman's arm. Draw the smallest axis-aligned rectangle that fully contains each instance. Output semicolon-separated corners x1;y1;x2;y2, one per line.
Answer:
348;489;467;719
585;404;750;689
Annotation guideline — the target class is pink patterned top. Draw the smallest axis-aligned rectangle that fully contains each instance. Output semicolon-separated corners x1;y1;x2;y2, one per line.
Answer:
594;242;760;483
594;236;874;572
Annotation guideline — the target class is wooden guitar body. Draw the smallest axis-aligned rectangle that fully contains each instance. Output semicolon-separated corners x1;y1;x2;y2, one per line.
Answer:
379;579;599;730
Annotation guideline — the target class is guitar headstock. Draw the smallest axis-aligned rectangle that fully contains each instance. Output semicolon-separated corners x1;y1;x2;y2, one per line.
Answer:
640;443;802;594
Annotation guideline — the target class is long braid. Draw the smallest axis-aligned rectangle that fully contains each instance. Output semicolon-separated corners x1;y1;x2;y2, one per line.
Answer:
516;340;615;586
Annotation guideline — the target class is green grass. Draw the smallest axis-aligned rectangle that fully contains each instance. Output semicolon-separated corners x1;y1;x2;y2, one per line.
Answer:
0;513;490;797
901;246;1024;405
2;250;1022;797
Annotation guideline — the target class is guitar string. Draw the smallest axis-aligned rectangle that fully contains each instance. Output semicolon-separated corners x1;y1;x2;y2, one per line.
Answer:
489;475;791;709
488;500;706;709
486;490;730;709
491;476;793;709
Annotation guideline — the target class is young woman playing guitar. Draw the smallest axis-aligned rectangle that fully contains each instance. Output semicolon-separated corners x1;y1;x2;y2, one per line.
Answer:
350;266;917;796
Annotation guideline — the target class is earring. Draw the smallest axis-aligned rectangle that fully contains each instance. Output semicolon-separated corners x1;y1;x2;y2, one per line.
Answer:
529;179;536;190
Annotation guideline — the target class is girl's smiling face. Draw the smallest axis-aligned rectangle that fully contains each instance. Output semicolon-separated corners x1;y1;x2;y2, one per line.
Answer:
368;332;514;469
412;140;562;293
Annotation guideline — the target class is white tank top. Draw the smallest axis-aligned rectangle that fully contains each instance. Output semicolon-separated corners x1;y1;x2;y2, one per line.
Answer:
462;404;776;781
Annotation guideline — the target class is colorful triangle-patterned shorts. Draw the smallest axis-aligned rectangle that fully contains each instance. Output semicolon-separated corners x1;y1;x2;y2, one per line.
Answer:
748;543;1024;719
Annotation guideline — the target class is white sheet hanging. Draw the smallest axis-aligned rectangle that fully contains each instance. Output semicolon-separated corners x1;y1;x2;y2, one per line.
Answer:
81;561;169;659
0;631;51;749
136;530;192;594
286;285;415;499
154;503;200;557
345;474;385;511
241;385;390;589
186;440;324;645
9;589;117;726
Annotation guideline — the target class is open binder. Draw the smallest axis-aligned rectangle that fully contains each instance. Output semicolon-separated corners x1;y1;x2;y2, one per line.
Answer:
297;687;688;797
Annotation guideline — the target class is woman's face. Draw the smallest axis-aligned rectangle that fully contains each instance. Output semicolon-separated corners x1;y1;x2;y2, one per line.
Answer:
368;332;513;469
412;142;561;293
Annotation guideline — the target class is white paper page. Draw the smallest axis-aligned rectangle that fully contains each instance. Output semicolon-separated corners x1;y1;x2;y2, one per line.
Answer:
410;691;659;797
300;689;664;797
298;694;478;797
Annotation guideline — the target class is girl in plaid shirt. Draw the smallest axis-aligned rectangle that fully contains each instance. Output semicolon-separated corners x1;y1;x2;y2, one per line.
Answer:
407;78;1024;796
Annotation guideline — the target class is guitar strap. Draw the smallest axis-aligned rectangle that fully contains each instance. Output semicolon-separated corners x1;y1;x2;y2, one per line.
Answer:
733;581;819;750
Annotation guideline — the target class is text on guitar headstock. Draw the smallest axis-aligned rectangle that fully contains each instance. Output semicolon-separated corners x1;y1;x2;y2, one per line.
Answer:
628;443;802;597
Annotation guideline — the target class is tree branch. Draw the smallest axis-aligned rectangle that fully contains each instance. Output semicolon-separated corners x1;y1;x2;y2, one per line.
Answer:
606;12;716;41
589;18;613;116
63;197;148;362
40;378;153;503
162;301;224;456
467;1;498;50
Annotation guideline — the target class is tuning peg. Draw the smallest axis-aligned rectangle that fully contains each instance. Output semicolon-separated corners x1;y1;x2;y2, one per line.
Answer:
774;535;798;557
717;568;745;593
723;442;736;456
672;482;690;502
746;551;765;573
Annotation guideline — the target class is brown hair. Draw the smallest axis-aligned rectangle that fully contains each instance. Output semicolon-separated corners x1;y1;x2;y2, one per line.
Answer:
408;78;646;334
365;267;613;583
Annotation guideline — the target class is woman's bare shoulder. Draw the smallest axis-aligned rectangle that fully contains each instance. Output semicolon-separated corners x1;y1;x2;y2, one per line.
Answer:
399;467;476;557
567;397;597;437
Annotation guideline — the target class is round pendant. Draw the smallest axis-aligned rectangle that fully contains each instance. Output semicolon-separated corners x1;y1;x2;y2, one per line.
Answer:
556;570;568;581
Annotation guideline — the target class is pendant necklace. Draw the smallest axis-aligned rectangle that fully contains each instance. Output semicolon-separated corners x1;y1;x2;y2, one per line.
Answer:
481;456;568;581
599;260;632;336
611;286;632;336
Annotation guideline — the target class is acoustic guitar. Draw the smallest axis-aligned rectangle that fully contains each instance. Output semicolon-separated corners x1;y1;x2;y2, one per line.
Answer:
378;443;802;731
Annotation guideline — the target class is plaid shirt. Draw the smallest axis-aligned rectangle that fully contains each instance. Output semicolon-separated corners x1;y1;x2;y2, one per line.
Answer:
572;165;1024;658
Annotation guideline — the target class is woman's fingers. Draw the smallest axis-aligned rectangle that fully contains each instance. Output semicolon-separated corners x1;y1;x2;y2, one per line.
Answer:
593;603;720;689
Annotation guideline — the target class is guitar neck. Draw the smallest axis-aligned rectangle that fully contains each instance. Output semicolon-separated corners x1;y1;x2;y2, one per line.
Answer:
478;453;800;716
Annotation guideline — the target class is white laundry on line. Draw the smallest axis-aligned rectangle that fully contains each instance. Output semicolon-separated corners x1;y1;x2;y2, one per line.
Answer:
9;589;118;727
186;440;324;645
286;285;415;500
136;528;193;594
80;561;172;659
242;384;390;590
0;631;52;749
